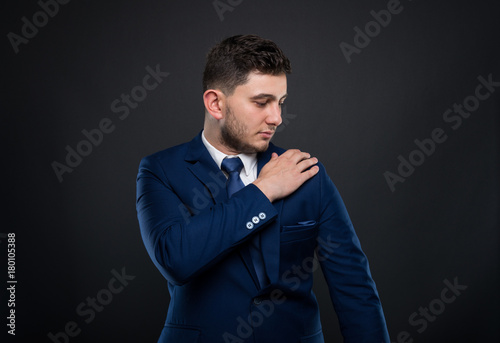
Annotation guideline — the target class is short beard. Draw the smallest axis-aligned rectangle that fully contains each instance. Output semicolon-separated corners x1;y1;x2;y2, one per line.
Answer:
219;105;268;154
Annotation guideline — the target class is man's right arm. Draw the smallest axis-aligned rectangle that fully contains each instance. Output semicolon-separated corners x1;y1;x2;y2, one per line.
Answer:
136;149;318;286
136;154;277;286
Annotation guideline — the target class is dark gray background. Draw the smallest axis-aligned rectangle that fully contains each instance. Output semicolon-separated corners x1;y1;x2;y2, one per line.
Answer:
2;0;499;342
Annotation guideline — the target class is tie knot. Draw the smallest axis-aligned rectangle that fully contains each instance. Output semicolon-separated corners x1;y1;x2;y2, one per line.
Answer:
221;157;244;174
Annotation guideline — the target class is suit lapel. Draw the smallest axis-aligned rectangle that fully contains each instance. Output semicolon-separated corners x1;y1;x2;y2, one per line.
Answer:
239;244;262;290
185;132;228;204
257;144;283;285
261;202;282;285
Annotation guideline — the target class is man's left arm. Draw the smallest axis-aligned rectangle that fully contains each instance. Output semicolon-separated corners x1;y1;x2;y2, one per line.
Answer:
316;166;390;343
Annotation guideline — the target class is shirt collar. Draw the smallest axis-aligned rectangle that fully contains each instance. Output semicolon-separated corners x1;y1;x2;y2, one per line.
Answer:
201;130;257;177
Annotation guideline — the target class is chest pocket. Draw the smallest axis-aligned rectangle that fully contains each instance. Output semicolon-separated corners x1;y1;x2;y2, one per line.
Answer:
280;220;318;244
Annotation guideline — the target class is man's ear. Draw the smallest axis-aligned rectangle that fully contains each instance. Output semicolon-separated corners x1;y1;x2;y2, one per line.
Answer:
203;89;225;120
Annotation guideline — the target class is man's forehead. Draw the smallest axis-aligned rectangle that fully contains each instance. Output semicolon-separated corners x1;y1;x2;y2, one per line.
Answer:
235;72;287;98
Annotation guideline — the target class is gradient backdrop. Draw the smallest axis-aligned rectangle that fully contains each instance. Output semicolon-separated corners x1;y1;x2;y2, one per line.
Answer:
3;0;499;342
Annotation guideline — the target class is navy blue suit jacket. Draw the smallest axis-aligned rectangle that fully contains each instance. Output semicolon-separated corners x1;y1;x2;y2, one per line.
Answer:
136;132;390;343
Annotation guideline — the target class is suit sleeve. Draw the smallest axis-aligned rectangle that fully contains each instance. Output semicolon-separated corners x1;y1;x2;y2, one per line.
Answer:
316;168;390;342
136;154;278;286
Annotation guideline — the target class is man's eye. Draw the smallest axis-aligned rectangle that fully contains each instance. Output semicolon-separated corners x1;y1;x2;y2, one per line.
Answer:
255;102;267;107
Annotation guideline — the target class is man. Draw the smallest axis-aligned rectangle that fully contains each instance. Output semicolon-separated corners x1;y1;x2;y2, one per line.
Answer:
136;34;390;343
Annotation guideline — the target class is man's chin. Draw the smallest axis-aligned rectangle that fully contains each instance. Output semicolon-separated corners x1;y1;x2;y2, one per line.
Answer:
253;141;271;153
237;141;269;154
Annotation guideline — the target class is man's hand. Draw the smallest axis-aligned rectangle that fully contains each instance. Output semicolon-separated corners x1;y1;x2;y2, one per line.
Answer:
253;149;319;202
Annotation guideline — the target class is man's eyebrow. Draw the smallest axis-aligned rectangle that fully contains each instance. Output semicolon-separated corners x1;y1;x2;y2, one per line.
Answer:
250;93;288;101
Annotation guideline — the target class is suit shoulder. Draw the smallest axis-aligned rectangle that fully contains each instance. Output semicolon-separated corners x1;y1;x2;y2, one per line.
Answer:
267;142;287;155
140;141;189;165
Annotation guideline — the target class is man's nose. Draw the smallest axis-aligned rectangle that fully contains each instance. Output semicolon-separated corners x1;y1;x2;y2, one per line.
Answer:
266;103;282;127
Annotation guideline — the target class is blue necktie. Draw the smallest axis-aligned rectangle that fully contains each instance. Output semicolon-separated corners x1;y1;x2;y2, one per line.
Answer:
221;157;268;288
221;157;245;198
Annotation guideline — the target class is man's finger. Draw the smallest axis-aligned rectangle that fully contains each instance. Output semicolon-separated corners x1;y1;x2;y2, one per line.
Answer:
297;165;319;184
297;157;318;172
283;149;311;163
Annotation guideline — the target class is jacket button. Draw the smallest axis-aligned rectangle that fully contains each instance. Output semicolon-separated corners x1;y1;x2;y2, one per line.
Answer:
253;297;262;305
246;222;254;230
258;212;266;220
252;216;260;224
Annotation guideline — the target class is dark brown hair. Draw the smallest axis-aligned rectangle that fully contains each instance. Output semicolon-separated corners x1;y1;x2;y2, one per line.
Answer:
202;34;292;95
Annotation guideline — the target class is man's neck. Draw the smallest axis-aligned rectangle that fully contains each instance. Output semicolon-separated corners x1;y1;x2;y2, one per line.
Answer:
203;126;239;156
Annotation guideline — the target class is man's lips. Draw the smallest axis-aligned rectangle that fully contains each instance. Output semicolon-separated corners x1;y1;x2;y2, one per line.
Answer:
258;130;274;138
